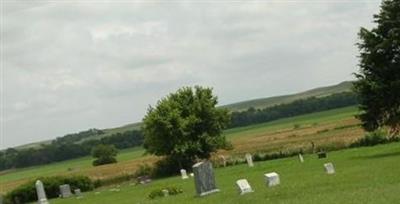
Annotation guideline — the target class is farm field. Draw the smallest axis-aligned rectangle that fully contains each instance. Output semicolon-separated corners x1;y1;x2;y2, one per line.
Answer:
50;142;400;204
0;106;363;193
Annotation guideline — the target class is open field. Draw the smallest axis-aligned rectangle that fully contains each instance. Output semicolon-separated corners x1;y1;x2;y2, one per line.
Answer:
49;142;400;204
0;106;363;193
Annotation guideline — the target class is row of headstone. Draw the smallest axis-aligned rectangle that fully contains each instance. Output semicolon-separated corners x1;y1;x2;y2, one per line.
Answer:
193;159;336;197
35;180;85;203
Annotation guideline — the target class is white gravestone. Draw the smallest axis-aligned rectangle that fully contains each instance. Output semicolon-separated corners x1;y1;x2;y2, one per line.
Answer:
74;189;83;198
180;169;189;179
219;155;227;167
35;180;49;204
298;154;304;163
192;161;220;196
236;179;253;195
59;184;72;198
264;172;280;187
324;163;335;174
245;153;254;167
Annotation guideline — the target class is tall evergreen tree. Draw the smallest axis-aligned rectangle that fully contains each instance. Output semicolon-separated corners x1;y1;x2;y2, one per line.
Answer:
354;0;400;136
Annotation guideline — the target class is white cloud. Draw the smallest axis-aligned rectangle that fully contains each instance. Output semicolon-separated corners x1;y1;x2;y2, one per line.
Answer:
1;0;381;148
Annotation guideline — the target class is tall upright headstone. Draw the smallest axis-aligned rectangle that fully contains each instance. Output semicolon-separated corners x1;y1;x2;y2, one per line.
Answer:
35;180;49;204
298;153;304;163
219;155;227;167
192;161;220;196
59;184;72;198
180;169;189;179
245;153;254;167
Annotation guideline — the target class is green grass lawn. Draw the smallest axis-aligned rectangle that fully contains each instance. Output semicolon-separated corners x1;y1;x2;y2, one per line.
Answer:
49;142;400;204
0;147;145;184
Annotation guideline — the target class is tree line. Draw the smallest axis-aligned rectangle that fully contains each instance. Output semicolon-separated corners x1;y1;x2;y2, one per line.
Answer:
0;130;143;170
0;91;357;171
228;92;358;128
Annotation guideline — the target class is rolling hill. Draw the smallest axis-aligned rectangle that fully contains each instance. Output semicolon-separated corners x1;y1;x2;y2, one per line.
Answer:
11;81;354;149
221;81;353;112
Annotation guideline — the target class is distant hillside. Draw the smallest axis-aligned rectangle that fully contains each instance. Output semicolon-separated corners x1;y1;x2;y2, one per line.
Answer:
221;81;353;112
10;81;353;150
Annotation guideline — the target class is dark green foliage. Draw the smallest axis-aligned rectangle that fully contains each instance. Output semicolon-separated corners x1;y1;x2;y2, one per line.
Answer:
148;186;183;199
229;92;358;128
354;0;400;135
0;130;143;171
142;86;230;170
349;129;399;147
4;176;93;204
91;144;118;166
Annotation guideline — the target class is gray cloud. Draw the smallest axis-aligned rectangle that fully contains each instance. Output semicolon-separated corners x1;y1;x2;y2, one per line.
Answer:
1;0;381;148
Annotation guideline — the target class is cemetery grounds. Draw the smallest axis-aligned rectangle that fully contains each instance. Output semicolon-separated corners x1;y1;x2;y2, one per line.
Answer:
2;106;399;203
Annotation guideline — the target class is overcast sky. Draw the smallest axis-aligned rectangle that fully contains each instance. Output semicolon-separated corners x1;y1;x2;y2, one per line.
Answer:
1;0;381;148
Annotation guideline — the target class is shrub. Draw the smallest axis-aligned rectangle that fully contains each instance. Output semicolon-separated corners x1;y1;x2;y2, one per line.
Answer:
351;129;388;147
4;175;93;204
148;186;183;199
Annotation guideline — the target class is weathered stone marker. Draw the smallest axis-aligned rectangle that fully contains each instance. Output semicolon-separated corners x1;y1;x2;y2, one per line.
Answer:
236;179;253;195
180;169;189;179
74;189;83;198
35;180;49;204
192;161;220;196
59;184;72;198
298;153;304;163
0;194;3;204
219;155;227;167
317;151;327;159
324;163;335;174
245;153;254;167
264;172;280;187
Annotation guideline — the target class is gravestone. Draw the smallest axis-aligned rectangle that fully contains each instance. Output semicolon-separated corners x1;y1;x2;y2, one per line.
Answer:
35;180;49;204
162;189;169;197
59;184;72;198
192;161;220;196
74;189;83;198
236;179;253;195
317;151;327;159
219;155;227;167
298;153;304;163
137;175;152;184
324;163;335;174
180;169;189;179
0;195;3;204
264;172;280;187
245;153;254;167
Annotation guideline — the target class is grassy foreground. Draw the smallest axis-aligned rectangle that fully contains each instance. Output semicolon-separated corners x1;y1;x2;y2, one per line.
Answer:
50;142;400;204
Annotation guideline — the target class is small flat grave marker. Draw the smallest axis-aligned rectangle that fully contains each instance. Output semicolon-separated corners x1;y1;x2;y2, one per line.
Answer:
180;169;189;179
324;162;335;174
245;153;254;167
264;172;280;187
74;189;83;199
236;179;253;195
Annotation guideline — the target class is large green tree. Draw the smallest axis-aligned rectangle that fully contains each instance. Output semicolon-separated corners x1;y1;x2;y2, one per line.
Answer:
142;86;230;168
354;0;400;136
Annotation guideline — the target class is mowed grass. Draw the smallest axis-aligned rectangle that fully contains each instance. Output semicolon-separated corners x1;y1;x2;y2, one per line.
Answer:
0;106;362;193
50;142;400;204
